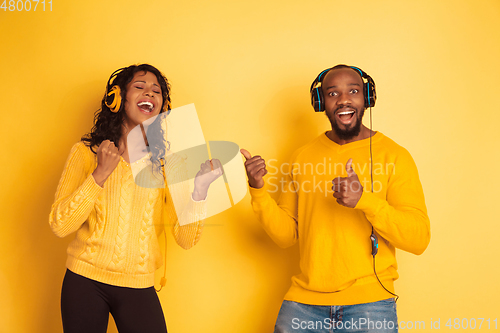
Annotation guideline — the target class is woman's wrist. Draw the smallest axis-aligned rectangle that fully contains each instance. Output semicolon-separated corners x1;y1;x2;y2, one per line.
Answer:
192;186;208;201
92;167;108;187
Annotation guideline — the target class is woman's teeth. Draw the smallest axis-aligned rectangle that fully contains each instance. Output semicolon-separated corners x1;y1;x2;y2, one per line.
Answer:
137;101;154;112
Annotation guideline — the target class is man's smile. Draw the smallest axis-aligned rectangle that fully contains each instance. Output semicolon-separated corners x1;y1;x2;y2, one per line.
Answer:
335;107;356;125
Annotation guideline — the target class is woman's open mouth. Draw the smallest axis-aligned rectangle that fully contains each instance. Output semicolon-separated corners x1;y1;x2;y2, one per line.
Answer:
137;101;155;114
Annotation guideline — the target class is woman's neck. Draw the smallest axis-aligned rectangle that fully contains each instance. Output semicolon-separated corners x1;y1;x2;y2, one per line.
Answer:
118;124;149;164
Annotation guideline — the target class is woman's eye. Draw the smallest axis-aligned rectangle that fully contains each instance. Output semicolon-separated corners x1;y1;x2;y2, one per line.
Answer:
351;89;359;94
328;92;338;97
154;91;161;94
135;86;143;89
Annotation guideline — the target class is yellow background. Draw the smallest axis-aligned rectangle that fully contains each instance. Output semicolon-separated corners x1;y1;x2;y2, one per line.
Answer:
1;0;499;332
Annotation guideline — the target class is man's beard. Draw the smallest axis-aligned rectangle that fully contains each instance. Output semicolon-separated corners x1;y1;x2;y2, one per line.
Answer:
328;107;365;140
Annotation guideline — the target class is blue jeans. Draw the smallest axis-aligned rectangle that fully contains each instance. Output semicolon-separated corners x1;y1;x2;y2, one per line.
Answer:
274;299;398;333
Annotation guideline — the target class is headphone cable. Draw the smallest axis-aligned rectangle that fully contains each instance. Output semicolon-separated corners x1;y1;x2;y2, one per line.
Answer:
369;106;399;302
155;159;168;292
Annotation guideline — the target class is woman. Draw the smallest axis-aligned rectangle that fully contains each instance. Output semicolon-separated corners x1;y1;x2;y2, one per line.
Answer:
49;64;221;333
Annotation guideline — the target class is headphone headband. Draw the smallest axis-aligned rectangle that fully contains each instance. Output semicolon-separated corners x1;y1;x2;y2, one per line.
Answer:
310;65;376;112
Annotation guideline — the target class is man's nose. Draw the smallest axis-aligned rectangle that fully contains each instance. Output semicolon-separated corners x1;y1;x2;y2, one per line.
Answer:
336;92;351;105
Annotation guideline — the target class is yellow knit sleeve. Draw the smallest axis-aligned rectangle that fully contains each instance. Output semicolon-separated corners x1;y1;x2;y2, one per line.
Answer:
248;177;299;249
355;147;430;255
49;142;103;238
162;153;206;250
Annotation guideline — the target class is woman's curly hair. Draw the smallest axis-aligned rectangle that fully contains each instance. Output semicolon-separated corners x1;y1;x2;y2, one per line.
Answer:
81;64;171;177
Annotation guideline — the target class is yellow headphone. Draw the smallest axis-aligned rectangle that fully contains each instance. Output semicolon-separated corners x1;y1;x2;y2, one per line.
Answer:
105;85;122;113
105;66;171;114
104;67;126;113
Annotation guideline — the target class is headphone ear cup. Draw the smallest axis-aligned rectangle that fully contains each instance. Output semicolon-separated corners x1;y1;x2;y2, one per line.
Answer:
311;86;324;112
366;76;376;108
363;81;376;108
310;68;332;112
369;83;376;108
363;82;370;109
105;85;122;113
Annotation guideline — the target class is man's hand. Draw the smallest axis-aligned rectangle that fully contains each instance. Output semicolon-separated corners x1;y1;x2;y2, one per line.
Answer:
240;149;267;189
332;158;363;208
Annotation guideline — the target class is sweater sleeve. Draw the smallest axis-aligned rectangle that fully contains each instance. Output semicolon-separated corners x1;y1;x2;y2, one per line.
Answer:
248;174;299;248
163;154;206;250
49;142;103;238
355;148;430;255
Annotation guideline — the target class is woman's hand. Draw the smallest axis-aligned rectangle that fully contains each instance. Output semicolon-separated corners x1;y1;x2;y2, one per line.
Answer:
192;159;223;201
92;140;124;187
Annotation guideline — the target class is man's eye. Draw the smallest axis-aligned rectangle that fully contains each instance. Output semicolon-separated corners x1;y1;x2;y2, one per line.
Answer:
328;92;338;97
351;89;359;94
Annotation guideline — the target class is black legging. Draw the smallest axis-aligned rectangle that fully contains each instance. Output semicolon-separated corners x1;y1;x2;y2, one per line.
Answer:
61;269;167;333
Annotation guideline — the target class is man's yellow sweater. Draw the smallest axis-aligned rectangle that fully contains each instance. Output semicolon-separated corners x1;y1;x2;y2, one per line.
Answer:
49;142;206;288
249;132;430;305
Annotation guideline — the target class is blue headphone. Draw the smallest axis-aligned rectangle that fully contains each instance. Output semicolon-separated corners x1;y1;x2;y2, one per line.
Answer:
310;65;376;112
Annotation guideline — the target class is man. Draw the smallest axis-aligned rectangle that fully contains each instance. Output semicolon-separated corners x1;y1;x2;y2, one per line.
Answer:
240;65;430;332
